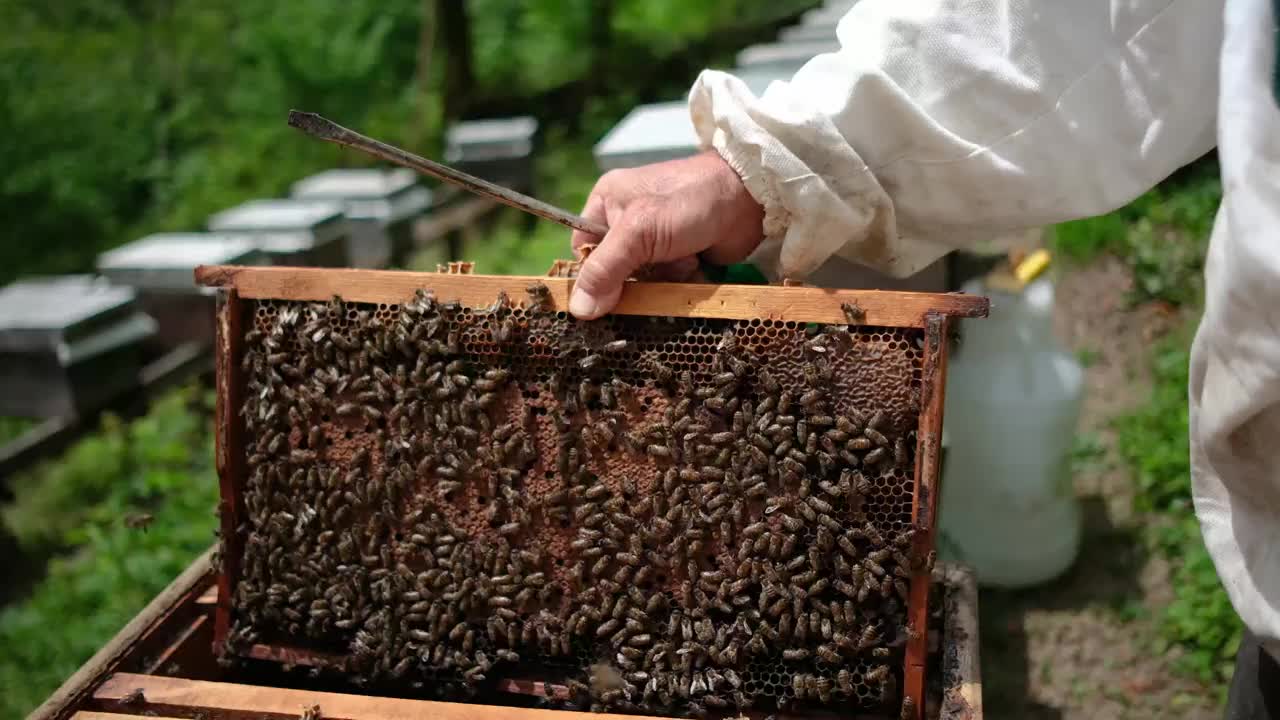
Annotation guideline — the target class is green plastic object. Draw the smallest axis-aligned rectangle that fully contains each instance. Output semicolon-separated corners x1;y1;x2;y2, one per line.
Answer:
704;262;768;285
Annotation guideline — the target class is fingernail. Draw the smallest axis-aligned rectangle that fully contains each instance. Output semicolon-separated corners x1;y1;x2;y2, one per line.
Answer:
569;289;602;319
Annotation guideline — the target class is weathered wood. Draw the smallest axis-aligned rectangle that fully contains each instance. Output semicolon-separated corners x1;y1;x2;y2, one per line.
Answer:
938;563;983;720
93;674;672;720
242;642;347;670
34;557;981;720
212;290;246;652
904;312;952;720
73;707;185;712
287;112;608;237
26;549;215;720
144;615;213;677
193;265;989;327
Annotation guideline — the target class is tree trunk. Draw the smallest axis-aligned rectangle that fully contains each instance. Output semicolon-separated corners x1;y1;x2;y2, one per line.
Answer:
409;0;437;149
573;0;615;133
436;0;474;124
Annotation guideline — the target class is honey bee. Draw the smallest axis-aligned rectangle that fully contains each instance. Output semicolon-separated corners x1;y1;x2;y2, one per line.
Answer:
841;301;866;323
120;688;147;705
525;282;552;310
782;648;809;661
650;361;675;385
783;673;806;700
646;444;672;461
864;447;887;466
807;496;833;514
123;513;155;532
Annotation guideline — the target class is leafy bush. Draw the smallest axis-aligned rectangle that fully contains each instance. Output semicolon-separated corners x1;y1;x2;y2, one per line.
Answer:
1115;325;1241;693
0;386;218;720
2;390;211;552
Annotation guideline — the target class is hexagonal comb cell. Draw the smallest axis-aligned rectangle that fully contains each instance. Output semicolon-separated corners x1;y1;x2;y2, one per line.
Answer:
230;288;926;716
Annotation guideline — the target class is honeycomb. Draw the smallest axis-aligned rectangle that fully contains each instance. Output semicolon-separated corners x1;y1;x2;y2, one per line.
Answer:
226;286;930;718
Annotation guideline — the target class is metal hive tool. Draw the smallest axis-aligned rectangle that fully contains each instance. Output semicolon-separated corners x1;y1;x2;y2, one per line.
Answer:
197;265;987;720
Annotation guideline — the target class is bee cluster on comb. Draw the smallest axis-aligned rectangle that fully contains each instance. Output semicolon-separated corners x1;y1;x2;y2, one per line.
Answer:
226;284;934;718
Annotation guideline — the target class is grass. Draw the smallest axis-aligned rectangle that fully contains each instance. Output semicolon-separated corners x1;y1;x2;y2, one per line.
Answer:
1050;157;1220;307
1052;153;1238;696
1047;153;1237;696
1114;323;1241;695
0;386;219;720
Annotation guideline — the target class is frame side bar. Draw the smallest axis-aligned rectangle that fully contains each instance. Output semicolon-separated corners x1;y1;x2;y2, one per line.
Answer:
212;289;247;653
903;312;951;720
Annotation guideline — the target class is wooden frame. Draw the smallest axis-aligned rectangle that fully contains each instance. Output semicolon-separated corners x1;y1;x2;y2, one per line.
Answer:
212;291;246;649
194;264;987;720
31;549;981;720
193;266;987;327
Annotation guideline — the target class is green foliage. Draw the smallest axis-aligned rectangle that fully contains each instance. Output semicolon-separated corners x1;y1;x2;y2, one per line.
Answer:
1115;323;1241;693
0;0;424;286
0;386;218;720
2;390;211;552
1050;212;1131;264
1068;431;1108;474
2;0;813;288
1049;159;1221;306
0;416;36;444
1074;346;1101;368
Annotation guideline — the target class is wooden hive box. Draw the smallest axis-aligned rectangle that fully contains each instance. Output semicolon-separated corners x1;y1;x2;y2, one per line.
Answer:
26;550;981;720
192;264;987;720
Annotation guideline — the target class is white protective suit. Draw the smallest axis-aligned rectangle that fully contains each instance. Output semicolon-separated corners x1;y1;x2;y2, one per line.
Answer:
689;0;1280;655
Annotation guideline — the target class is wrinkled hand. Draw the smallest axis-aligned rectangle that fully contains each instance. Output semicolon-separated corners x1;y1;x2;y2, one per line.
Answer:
568;151;765;319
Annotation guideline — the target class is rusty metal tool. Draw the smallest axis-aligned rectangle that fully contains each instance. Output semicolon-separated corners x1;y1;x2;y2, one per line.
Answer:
287;110;608;238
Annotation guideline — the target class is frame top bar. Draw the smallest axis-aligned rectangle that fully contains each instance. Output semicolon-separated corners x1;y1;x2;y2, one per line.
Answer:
195;265;988;328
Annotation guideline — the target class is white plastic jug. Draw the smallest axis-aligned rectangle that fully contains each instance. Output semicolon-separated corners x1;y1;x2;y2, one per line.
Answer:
938;275;1083;587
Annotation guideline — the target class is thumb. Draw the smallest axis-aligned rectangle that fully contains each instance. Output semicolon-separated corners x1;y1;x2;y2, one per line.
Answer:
569;212;654;320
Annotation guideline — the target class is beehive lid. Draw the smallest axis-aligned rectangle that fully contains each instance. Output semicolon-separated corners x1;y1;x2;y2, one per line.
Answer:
736;40;841;73
207;199;346;255
291;168;434;223
444;116;538;162
97;233;265;293
593;101;698;171
592;70;781;171
779;23;839;43
0;275;140;353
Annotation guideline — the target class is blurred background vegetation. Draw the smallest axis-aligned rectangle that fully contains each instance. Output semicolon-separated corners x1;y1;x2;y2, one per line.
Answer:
0;0;1233;717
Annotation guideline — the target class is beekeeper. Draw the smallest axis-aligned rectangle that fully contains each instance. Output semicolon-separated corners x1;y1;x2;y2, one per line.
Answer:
567;1;1278;714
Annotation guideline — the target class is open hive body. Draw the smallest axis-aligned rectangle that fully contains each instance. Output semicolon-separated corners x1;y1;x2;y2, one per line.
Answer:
198;266;987;720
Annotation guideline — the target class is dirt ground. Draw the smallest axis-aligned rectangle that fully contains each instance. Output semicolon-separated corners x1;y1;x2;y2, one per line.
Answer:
977;257;1218;720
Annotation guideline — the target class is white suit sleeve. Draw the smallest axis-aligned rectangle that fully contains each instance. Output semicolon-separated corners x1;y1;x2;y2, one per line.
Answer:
1189;0;1280;657
689;0;1222;280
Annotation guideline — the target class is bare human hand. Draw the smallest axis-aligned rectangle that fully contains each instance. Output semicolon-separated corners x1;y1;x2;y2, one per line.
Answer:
567;150;765;319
